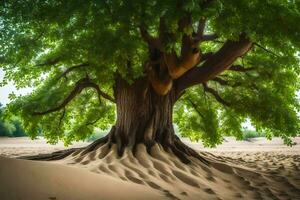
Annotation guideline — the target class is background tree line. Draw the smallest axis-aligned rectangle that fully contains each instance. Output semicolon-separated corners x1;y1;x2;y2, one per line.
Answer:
0;103;26;137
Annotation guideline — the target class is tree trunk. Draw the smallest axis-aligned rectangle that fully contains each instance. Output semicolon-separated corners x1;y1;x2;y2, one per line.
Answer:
113;77;176;155
92;77;207;164
23;77;208;165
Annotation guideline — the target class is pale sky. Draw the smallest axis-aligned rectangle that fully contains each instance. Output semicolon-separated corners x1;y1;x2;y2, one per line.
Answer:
0;69;32;106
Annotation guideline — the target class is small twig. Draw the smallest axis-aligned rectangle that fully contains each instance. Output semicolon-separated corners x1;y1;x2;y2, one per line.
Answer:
58;108;66;127
254;42;280;57
186;97;205;118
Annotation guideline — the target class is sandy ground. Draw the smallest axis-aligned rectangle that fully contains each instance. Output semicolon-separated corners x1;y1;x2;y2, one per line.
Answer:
0;137;299;200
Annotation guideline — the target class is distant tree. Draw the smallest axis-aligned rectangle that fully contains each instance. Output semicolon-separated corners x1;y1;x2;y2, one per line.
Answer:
1;1;299;163
0;104;27;137
0;103;14;136
11;120;26;137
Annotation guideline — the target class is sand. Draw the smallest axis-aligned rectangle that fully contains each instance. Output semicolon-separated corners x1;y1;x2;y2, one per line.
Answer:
0;156;167;200
0;137;299;200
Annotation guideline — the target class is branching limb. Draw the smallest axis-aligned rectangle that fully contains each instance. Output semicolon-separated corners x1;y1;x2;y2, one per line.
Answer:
186;98;204;118
201;52;214;61
147;65;173;95
203;83;230;106
139;25;162;50
195;18;206;39
33;77;115;115
92;82;115;103
164;15;201;80
164;50;201;79
57;63;89;80
176;34;253;92
193;18;217;42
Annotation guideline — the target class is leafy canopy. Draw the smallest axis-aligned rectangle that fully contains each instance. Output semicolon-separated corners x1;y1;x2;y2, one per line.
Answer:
0;0;299;146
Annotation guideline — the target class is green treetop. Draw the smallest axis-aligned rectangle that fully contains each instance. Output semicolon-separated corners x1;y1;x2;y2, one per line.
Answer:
0;0;299;147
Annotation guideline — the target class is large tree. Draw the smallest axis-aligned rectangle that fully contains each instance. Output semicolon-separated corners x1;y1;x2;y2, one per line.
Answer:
1;0;299;163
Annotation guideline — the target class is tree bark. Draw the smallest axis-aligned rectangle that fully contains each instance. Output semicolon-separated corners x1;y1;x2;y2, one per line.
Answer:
113;77;175;154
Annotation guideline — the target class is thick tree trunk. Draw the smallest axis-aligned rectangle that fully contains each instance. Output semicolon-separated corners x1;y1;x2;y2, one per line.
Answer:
113;77;175;154
88;77;208;164
23;77;208;164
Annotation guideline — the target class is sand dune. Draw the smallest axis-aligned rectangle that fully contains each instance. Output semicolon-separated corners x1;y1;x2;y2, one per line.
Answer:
0;156;167;200
0;137;299;200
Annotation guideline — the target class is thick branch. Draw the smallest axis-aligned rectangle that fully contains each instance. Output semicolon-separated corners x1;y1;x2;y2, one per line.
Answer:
148;65;173;95
178;14;192;32
33;78;115;115
57;63;89;80
203;84;230;106
201;52;214;61
159;17;169;42
164;16;201;80
92;83;115;103
176;34;253;92
164;50;201;79
139;25;161;50
195;18;206;39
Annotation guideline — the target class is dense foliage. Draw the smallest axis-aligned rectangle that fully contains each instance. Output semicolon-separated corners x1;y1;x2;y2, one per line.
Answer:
0;0;299;146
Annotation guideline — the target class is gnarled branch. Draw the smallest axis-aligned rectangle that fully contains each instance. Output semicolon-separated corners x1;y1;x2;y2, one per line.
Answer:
176;34;253;92
164;50;201;79
33;78;115;115
164;15;202;80
92;82;115;103
195;18;206;39
201;52;214;61
147;64;173;95
203;83;230;106
139;25;162;50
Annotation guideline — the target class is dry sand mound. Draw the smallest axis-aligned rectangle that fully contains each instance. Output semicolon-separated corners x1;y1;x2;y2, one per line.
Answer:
0;156;167;200
0;138;300;200
57;143;299;200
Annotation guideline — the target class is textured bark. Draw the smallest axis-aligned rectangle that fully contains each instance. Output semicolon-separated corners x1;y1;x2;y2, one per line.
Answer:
113;77;175;154
176;35;253;92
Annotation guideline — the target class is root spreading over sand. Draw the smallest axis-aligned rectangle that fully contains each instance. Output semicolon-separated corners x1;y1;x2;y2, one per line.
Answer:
0;138;299;200
58;143;299;200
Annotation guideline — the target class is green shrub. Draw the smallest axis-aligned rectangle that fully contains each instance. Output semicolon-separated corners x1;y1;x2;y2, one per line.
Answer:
242;130;265;140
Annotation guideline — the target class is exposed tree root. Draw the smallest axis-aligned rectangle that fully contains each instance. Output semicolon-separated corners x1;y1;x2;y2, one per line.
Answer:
21;128;209;165
20;147;79;161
